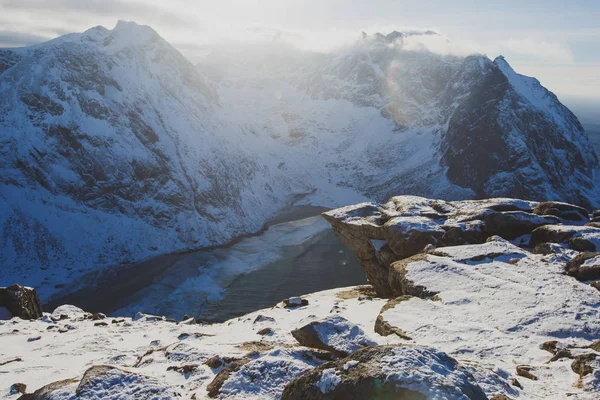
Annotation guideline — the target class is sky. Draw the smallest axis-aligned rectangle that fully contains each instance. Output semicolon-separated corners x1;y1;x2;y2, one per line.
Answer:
0;0;599;99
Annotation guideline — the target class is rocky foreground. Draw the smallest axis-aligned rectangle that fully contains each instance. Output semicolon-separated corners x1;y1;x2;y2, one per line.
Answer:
1;196;600;399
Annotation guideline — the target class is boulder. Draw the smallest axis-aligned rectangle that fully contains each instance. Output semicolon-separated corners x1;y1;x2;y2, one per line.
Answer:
565;253;600;281
569;231;600;252
593;210;600;219
532;201;589;222
51;304;85;319
10;383;26;395
483;211;558;240
0;284;42;320
281;345;488;400
529;225;588;247
73;365;178;398
291;315;377;357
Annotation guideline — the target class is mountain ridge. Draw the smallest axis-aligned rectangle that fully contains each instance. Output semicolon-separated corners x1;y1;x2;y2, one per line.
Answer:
0;21;598;301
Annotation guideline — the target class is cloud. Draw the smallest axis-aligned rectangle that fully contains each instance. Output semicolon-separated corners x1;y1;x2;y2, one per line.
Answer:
0;30;48;47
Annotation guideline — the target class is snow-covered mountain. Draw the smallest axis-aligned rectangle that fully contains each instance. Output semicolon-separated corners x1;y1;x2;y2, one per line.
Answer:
1;22;598;300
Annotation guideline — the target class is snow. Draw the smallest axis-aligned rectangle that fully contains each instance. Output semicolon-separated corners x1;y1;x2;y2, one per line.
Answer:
316;368;341;393
342;360;359;370
0;287;387;399
287;297;303;306
380;245;600;398
582;255;600;267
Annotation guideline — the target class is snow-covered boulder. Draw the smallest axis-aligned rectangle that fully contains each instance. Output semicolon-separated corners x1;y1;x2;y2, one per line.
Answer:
281;345;489;400
51;304;86;320
291;315;377;357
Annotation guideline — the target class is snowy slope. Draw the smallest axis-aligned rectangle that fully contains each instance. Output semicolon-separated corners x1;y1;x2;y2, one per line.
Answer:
1;23;599;301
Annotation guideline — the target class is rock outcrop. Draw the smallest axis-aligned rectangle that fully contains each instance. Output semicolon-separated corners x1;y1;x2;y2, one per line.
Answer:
323;196;597;297
0;284;42;320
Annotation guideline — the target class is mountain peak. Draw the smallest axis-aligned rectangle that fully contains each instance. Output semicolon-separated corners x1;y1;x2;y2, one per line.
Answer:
362;30;440;44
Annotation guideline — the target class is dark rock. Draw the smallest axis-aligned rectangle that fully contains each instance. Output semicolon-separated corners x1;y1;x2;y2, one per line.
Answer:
533;243;556;255
204;355;240;369
253;314;275;324
167;364;199;374
10;383;26;395
570;234;600;252
593;210;600;219
571;353;597;377
565;252;600;281
0;357;22;366
0;284;43;320
91;313;106;320
532;202;589;222
541;340;558;354
291;315;376;357
27;336;41;342
530;225;600;248
591;281;600;291
206;358;249;398
511;378;523;389
257;327;273;335
516;365;538;381
94;322;108;327
281;345;487;400
283;298;309;308
484;212;558;240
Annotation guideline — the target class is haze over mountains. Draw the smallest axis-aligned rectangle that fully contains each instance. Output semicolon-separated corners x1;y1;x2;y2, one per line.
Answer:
0;21;598;301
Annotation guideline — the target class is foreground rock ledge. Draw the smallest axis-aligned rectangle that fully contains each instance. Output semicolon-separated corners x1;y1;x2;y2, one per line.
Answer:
323;196;598;297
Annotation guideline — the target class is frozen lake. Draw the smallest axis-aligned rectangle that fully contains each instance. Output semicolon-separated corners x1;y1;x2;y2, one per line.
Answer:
47;210;367;321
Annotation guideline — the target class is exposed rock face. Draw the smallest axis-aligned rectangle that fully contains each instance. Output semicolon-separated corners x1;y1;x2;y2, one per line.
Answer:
281;345;488;400
323;196;594;297
0;284;42;320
